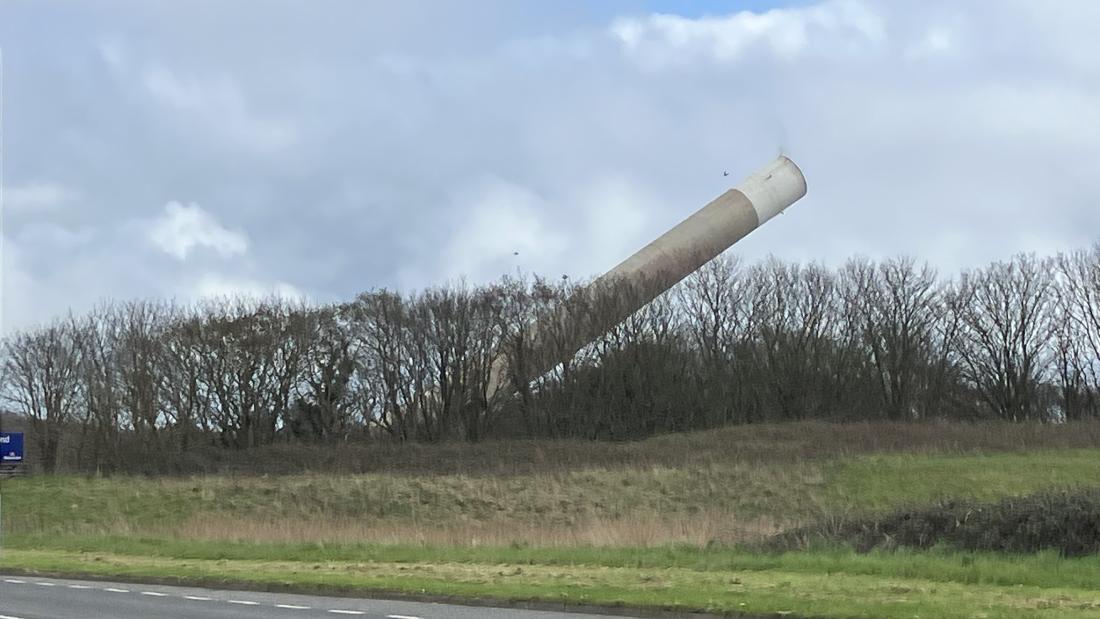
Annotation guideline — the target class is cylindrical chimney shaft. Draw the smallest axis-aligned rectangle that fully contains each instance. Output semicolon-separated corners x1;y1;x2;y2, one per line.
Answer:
487;155;807;399
594;155;807;300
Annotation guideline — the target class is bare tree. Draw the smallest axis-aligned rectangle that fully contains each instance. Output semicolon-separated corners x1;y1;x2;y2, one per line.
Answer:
114;301;173;457
841;257;942;420
290;305;360;441
72;307;121;471
956;254;1056;420
348;290;430;440
1054;243;1100;419
1;320;83;472
745;259;847;420
159;308;211;449
193;299;297;449
677;255;753;425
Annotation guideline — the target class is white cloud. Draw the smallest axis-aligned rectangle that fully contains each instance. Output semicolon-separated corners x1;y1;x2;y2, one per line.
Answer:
610;0;886;67
407;175;659;287
6;0;1100;330
571;177;656;276
2;241;43;334
4;181;79;211
436;179;569;282
14;221;95;250
96;38;128;72
906;26;955;59
141;66;298;151
149;201;249;260
143;67;236;111
193;274;305;302
1;224;152;334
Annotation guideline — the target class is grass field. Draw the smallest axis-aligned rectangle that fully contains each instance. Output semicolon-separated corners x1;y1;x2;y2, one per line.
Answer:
4;421;1100;617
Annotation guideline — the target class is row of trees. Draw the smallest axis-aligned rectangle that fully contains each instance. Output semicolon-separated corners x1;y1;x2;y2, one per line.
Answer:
2;246;1099;472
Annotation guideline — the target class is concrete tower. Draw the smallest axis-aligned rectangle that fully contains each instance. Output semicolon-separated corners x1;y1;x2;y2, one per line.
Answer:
488;155;808;398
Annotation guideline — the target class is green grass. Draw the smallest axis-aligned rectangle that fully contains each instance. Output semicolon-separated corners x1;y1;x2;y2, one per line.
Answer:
7;535;1100;591
827;450;1100;513
4;449;1099;540
7;545;1100;618
0;462;822;539
5;422;1100;617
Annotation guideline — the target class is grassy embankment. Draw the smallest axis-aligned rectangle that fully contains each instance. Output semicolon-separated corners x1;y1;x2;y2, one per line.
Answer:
4;421;1100;618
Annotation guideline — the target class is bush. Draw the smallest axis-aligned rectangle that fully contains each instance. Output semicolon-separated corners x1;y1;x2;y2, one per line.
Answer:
777;487;1100;557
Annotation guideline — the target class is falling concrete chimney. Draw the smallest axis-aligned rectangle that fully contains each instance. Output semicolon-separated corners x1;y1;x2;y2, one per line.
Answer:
487;155;807;398
589;155;806;306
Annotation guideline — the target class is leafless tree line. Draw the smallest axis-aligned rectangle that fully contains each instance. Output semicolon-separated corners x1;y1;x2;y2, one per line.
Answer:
3;245;1100;472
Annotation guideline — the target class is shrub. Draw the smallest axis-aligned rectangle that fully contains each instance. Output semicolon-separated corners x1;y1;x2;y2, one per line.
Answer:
776;487;1100;557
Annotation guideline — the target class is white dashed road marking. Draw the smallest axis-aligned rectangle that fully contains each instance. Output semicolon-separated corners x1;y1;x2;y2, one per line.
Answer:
2;577;433;619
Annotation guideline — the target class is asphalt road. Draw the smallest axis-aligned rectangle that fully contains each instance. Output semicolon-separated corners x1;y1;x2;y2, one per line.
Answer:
0;576;642;619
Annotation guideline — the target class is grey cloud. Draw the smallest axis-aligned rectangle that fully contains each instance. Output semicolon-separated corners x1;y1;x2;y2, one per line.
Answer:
1;0;1098;333
4;181;80;211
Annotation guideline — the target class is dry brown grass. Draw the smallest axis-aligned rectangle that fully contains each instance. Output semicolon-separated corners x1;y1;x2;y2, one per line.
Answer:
158;419;1100;477
16;460;816;545
164;510;784;547
13;421;1100;550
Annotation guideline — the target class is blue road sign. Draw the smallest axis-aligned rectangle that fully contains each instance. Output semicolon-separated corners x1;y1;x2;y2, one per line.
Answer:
0;433;23;463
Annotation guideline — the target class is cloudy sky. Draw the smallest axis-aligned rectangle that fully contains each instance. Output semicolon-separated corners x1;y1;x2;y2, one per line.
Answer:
1;0;1098;332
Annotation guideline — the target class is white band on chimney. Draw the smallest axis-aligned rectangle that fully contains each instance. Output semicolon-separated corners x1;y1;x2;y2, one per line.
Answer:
735;156;807;226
